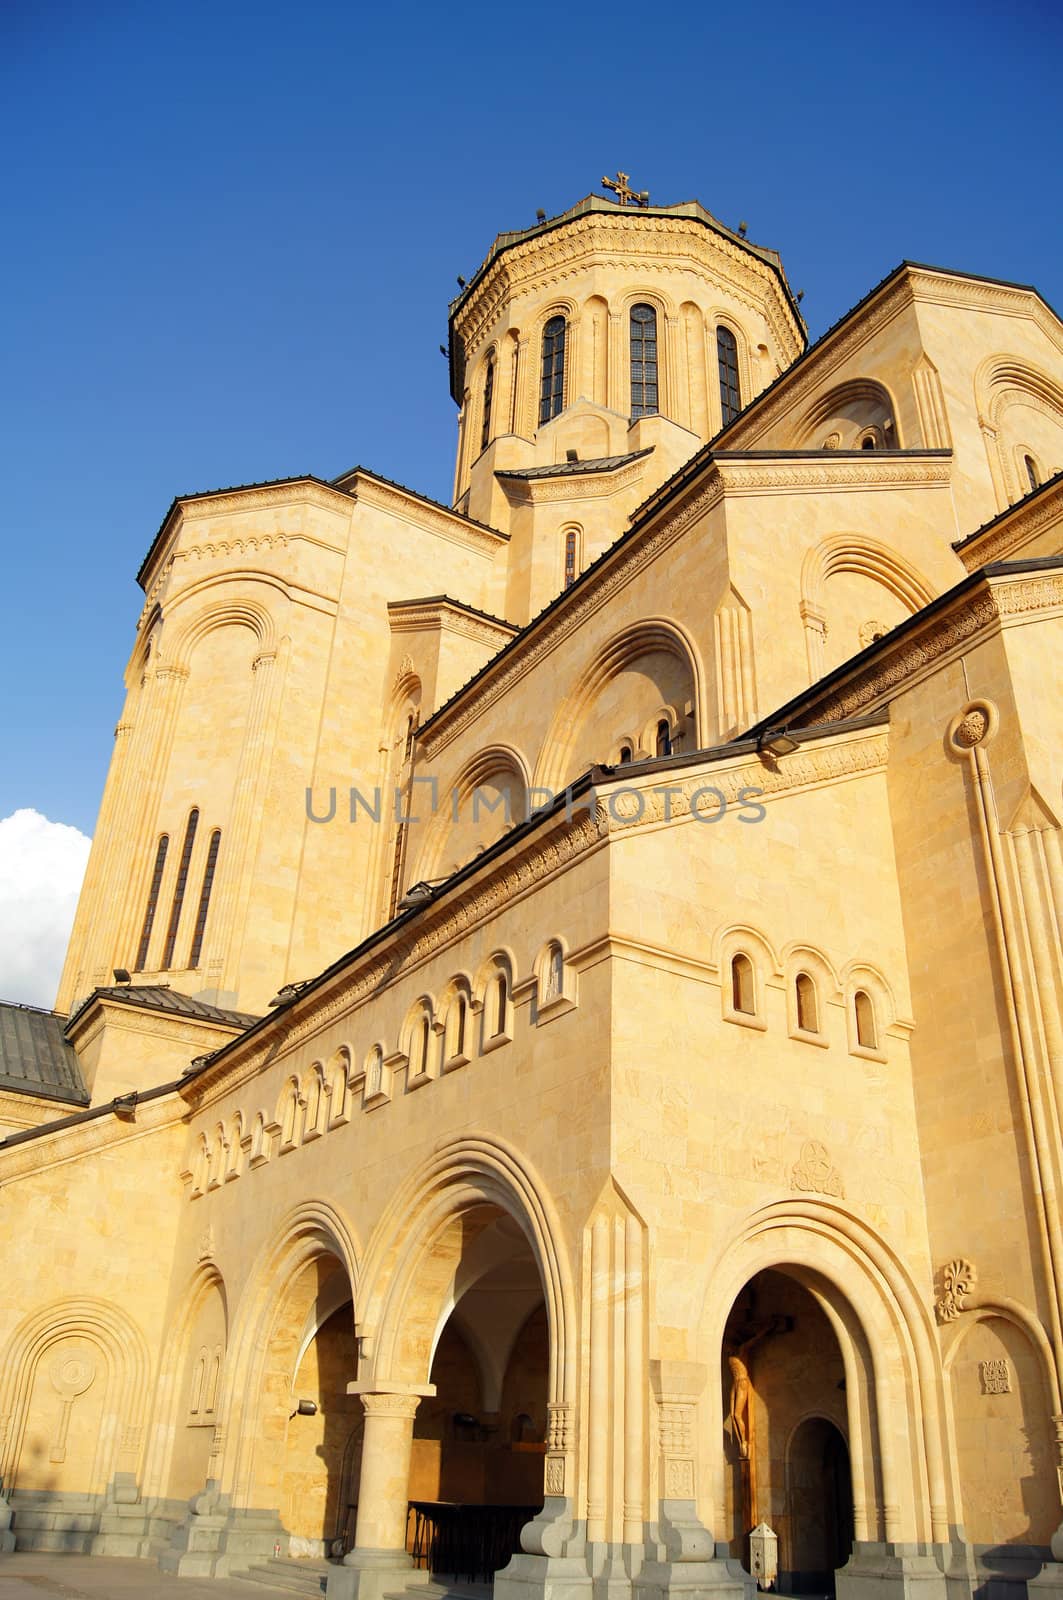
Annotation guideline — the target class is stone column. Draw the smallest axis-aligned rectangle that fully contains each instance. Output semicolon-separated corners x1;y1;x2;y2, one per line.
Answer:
328;1389;429;1600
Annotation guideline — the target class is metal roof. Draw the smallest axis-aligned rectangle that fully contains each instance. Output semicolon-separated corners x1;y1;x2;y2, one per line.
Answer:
69;985;260;1032
496;449;654;482
0;1001;88;1105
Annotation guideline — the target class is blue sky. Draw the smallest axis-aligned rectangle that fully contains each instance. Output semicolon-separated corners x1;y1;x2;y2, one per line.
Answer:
2;0;1061;840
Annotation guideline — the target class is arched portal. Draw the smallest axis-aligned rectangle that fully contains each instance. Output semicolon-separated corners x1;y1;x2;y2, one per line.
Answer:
348;1138;575;1587
220;1203;361;1558
401;1207;549;1580
722;1270;854;1593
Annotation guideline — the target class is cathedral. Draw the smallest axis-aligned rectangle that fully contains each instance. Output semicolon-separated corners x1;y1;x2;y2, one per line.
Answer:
2;177;1063;1600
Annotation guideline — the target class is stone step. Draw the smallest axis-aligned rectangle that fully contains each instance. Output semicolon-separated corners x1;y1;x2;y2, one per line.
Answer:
233;1556;333;1596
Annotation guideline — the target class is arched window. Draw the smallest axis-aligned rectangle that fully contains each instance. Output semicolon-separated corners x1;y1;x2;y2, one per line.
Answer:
795;972;819;1033
450;993;467;1059
854;989;877;1050
731;953;755;1015
404;709;419;762
188;829;221;970
417;1012;432;1075
135;833;169;971
162;808;199;969
861;435;876;450
480;353;495;452
619;745;633;764
1025;454;1041;492
563;527;579;589
539;316;566;424
630;303;659;418
656;719;672;758
493;970;509;1036
717;326;741;425
545;943;564;1002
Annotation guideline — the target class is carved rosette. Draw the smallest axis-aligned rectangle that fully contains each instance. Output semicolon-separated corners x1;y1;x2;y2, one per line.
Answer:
948;701;996;754
545;1400;572;1497
935;1258;977;1323
657;1398;696;1502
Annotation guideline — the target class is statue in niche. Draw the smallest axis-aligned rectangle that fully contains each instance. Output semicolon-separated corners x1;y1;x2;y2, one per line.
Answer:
725;1316;792;1459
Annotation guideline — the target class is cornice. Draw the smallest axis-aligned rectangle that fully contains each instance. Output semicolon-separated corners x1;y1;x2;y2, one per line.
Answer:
66;996;247;1055
387;600;517;650
596;723;889;835
418;473;725;758
0;1092;185;1184
795;569;1063;727
350;474;507;557
954;481;1063;572
141;479;354;600
721;276;915;448
455;214;803;368
499;456;651;505
713;452;952;493
906;270;1063;355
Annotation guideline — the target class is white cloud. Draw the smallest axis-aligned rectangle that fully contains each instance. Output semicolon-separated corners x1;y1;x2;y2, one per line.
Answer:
0;809;92;1011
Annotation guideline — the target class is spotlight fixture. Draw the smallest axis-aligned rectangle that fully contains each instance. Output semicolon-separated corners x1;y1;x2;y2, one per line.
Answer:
456;275;467;289
397;877;447;911
289;1399;318;1419
738;220;748;237
536;209;546;222
758;728;800;758
112;968;131;985
796;290;805;303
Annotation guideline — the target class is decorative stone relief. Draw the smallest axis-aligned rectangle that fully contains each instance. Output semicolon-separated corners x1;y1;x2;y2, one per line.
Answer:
935;1258;977;1323
980;1359;1011;1394
859;620;888;649
545;1399;572;1494
49;1349;96;1463
790;1139;844;1198
657;1397;696;1501
198;1224;216;1261
359;1392;421;1420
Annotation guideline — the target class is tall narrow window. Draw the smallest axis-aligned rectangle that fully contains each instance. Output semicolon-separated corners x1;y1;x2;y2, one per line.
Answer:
480;354;495;452
563;528;578;588
451;994;467;1059
717;326;741;425
656;719;672;757
188;829;221;970
630;303;659;417
731;953;755;1015
854;989;877;1050
539;316;566;424
135;834;169;971
1025;454;1041;492
494;971;508;1036
418;1013;431;1075
795;972;819;1033
162;809;199;969
619;745;633;764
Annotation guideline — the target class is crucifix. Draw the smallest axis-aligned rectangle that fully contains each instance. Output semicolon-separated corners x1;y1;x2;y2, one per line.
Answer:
602;171;650;208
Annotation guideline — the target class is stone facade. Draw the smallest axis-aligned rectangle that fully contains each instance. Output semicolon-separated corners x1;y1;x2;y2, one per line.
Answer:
3;187;1063;1600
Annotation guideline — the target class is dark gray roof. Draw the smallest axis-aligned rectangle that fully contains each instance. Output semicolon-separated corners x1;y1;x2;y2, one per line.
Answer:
496;449;654;482
71;985;260;1031
0;1002;88;1105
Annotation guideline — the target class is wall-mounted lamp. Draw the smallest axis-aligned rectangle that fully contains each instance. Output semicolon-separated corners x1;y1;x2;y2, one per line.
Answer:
758;728;800;758
289;1399;318;1419
112;968;131;985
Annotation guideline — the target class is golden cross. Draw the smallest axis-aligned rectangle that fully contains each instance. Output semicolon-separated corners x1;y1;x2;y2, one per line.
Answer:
602;170;649;208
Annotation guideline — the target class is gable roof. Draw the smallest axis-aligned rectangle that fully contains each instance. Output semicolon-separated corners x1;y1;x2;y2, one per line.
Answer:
67;985;260;1032
0;1001;88;1105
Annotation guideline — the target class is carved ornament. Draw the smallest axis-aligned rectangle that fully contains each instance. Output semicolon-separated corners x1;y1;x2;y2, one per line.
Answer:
935;1258;977;1323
